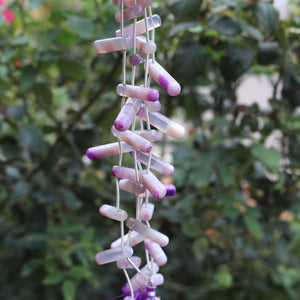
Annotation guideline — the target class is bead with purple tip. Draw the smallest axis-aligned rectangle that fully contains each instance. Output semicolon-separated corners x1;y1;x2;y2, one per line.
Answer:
111;126;152;153
129;52;146;66
165;184;176;197
87;142;133;160
130;151;174;177
140;171;166;200
126;218;169;247
111;231;144;249
140;203;155;221
148;60;181;96
115;5;144;23
144;239;167;266
117;256;142;269
115;15;161;37
119;179;146;195
95;246;133;265
137;105;185;139
134;130;158;142
136;36;157;54
117;84;159;102
114;98;141;131
94;36;133;54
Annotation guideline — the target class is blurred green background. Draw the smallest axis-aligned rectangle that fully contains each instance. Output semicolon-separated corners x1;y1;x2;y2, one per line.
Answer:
1;0;300;299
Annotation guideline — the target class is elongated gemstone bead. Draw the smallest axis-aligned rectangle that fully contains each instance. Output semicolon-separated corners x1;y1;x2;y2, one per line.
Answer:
140;203;155;221
140;171;166;200
144;239;167;266
125;0;134;7
122;264;159;295
130;151;174;177
95;246;133;265
137;0;153;7
126;218;169;247
114;98;141;131
117;256;142;269
94;36;133;54
115;5;144;23
129;52;146;66
136;36;157;54
143;99;161;112
87;142;133;160
119;179;146;195
140;184;176;199
123;297;134;300
116;84;159;102
111;126;152;153
111;231;144;249
134;130;158;142
148;60;181;96
112;166;137;181
115;15;161;37
137;105;185;139
99;204;128;222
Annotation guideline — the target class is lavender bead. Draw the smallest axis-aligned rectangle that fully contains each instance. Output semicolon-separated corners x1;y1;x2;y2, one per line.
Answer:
111;231;144;249
140;171;166;200
114;98;141;131
129;52;146;66
134;130;158;142
123;297;134;300
99;204;128;222
143;99;161;112
126;218;169;247
165;184;176;196
125;0;134;7
111;125;152;153
137;105;185;139
136;36;157;54
144;240;167;266
95;246;133;265
116;84;159;102
112;166;137;181
140;203;155;221
148;60;181;96
94;36;133;54
119;179;146;195
130;151;175;177
115;5;144;23
115;15;161;37
136;0;153;7
117;256;142;269
87;142;133;160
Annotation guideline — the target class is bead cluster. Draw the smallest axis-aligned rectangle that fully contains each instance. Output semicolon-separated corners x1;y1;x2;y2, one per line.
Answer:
86;1;185;299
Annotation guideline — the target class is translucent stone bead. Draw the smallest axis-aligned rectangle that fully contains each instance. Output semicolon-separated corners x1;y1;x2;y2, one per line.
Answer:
140;203;155;221
123;297;135;300
116;84;159;102
129;52;146;66
137;105;185;139
115;5;144;23
140;171;166;200
115;15;161;37
130;151;175;177
134;129;158;142
119;179;146;195
87;142;133;160
94;36;133;54
143;99;161;112
144;239;167;266
126;218;169;247
148;60;181;96
136;0;153;7
140;185;176;199
117;256;142;269
95;246;133;265
111;125;152;153
125;0;134;7
111;231;144;249
114;98;141;131
99;204;128;222
112;166;137;181
136;36;157;54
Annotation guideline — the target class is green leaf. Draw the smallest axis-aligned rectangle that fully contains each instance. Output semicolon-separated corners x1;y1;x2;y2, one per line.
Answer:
210;15;241;36
62;280;76;300
257;42;282;66
215;265;233;288
6;105;27;120
220;48;255;81
182;219;202;238
171;0;202;22
0;136;19;161
0;65;8;79
192;238;208;260
34;83;53;106
20;66;37;92
251;144;281;174
219;168;236;187
189;164;213;188
12;36;30;46
58;188;81;211
70;266;92;280
58;59;85;80
255;3;279;35
43;271;65;285
172;42;206;82
18;125;46;155
241;22;264;41
243;215;262;239
67;16;94;39
28;0;45;10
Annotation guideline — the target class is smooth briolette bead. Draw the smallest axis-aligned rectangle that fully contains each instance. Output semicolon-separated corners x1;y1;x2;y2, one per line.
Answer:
94;36;133;54
115;5;144;23
115;15;161;37
111;231;144;249
95;246;133;265
116;84;159;102
116;256;142;269
140;203;155;221
99;204;128;222
87;142;133;160
129;52;146;66
140;171;166;200
144;239;167;266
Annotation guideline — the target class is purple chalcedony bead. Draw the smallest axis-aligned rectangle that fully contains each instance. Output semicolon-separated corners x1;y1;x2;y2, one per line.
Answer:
165;184;176;197
129;53;145;66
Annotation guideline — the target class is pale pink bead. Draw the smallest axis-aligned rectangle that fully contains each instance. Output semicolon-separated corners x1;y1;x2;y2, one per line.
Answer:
87;142;133;160
95;246;133;265
140;171;166;200
125;0;134;7
116;84;159;102
99;204;128;222
148;60;181;96
143;99;161;112
136;0;153;7
115;5;144;23
134;129;158;142
144;239;168;266
140;203;155;221
119;179;146;195
111;231;144;249
116;256;142;269
94;36;133;54
112;166;137;181
136;36;157;54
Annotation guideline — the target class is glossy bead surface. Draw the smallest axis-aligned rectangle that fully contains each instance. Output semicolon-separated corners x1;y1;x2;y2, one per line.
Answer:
111;231;144;249
140;171;166;200
143;99;161;112
115;5;144;23
116;84;159;102
95;246;133;265
94;36;133;54
129;52;145;66
136;36;157;54
144;239;167;266
117;256;142;269
87;142;133;160
134;130;158;142
99;204;128;222
140;203;155;221
136;0;153;7
112;166;137;181
119;179;146;195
